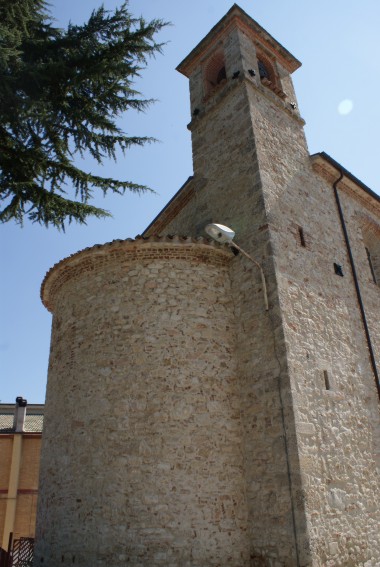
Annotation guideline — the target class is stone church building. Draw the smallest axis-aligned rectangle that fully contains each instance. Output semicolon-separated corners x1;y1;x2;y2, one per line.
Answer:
35;5;380;566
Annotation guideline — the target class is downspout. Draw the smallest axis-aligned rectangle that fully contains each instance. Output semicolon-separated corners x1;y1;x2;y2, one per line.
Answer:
333;172;380;401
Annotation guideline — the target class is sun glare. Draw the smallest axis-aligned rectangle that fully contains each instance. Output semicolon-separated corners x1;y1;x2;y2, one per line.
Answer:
338;99;354;115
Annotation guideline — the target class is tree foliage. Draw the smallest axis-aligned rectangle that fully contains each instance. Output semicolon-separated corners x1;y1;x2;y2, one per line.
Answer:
0;0;166;228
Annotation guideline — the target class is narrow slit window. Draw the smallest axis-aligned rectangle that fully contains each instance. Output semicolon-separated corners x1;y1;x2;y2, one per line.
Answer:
365;246;377;284
362;225;380;286
323;370;330;390
298;227;306;247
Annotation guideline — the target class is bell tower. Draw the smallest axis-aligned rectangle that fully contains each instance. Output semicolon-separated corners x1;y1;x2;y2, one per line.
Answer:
179;3;301;119
167;4;309;239
153;4;380;566
160;5;313;566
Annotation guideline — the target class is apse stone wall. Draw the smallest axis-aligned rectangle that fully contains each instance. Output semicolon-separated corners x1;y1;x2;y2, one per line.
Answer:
35;237;251;567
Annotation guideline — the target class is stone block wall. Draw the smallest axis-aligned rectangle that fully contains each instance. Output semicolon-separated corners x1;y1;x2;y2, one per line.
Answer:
247;76;380;564
36;6;380;565
35;238;252;566
151;17;380;565
158;78;304;565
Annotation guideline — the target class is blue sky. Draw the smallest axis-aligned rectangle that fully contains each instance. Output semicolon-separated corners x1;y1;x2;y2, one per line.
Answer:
1;0;380;403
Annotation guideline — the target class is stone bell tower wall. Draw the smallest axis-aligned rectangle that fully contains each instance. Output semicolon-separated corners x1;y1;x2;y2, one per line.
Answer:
148;22;309;567
249;78;380;564
156;85;306;564
35;237;251;566
144;6;380;565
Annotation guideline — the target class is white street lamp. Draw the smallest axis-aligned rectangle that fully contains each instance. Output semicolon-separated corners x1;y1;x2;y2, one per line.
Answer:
205;223;269;311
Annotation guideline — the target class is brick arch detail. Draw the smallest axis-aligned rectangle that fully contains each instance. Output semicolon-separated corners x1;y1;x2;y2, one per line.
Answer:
256;51;277;87
203;50;226;96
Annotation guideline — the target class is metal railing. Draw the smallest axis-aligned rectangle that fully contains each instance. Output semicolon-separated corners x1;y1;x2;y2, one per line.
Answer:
0;535;34;567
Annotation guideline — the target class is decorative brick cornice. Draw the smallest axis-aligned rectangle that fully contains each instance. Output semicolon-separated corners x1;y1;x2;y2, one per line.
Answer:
177;5;300;77
41;235;233;313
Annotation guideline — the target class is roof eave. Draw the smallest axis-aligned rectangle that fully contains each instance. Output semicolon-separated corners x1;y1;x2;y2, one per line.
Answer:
311;152;380;208
177;4;301;77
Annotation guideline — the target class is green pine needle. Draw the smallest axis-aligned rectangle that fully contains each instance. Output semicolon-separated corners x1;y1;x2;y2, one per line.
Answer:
0;1;168;229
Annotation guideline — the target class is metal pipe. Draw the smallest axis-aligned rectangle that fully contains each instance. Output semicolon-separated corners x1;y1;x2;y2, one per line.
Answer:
333;172;380;401
230;242;269;310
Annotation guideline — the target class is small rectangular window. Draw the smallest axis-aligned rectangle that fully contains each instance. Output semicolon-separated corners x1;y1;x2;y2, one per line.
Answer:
334;263;344;277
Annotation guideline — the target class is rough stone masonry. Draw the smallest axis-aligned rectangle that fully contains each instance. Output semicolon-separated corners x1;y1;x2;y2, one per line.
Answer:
35;5;380;566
